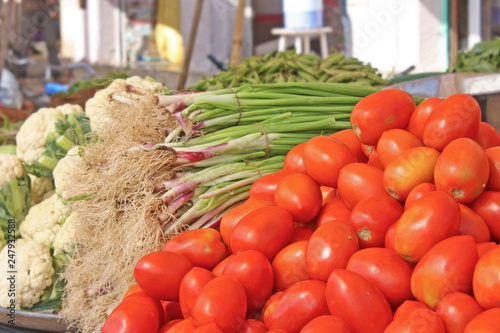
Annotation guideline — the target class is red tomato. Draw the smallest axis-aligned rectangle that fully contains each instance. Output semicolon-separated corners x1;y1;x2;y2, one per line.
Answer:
212;254;234;276
272;240;310;291
464;308;500;333
305;220;359;281
348;195;404;248
330;129;368;163
475;122;500;149
302;136;356;187
436;292;484;333
102;294;163;333
485;147;500;191
377;129;424;169
394;191;461;262
314;196;351;228
230;206;294;260
367;146;384;169
472;244;500;309
326;269;393;333
423;93;481;151
236;319;267;333
288;226;314;243
384;308;445;333
159;319;183;333
404;183;437;210
319;186;336;205
167;317;198;333
383;146;440;202
337;163;390;209
299;315;350;333
393;300;431;319
259;291;283;322
162;301;183;325
459;204;491;243
222;250;274;312
122;283;143;301
346;247;413;310
434;138;489;203
283;143;307;174
163;229;228;270
350;88;415;145
411;235;479;309
249;171;289;203
274;173;322;223
134;251;193;301
179;267;216;318
384;221;398;251
266;330;288;333
407;97;442;141
476;241;498;257
361;143;373;157
193;323;224;333
192;276;247;333
263;280;329;333
470;191;500;242
220;200;272;246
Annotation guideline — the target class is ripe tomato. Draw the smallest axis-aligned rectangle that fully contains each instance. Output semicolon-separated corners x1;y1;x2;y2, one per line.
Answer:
134;251;193;301
179;267;216;318
220;200;272;246
102;294;163;333
162;301;183;325
249;171;289;203
384;308;445;333
122;283;143;301
435;292;484;333
394;191;461;262
263;280;329;333
434;138;489;203
393;300;431;319
299;315;350;333
404;183;437;210
459;204;491;243
212;254;234;276
283;143;307;174
475;122;500;149
192;276;247;333
337;163;390;208
166;317;198;333
384;221;397;251
326;269;393;333
464;308;500;333
288;226;314;243
346;247;413;310
193;323;224;333
470;191;500;242
472;244;500;309
383;146;440;202
411;235;479;309
266;330;289;333
230;206;294;261
348;195;404;248
319;186;336;205
272;240;310;291
274;173;322;223
302;136;356;188
485;147;500;191
163;229;228;270
305;220;359;281
367;146;384;169
407;97;442;141
361;143;373;157
259;291;283;322
330;129;368;163
376;129;423;169
314;196;351;228
222;250;274;312
350;88;415;145
423;93;481;151
237;319;267;333
476;242;498;257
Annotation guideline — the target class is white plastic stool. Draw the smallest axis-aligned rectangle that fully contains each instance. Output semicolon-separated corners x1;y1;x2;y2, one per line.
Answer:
271;26;333;58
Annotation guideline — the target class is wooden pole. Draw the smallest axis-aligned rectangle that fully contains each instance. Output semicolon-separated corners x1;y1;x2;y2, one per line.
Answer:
449;0;458;68
230;0;246;66
176;0;204;91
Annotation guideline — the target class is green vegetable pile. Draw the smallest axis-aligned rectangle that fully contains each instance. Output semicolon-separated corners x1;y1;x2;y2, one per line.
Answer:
189;51;391;91
61;69;130;98
450;37;500;73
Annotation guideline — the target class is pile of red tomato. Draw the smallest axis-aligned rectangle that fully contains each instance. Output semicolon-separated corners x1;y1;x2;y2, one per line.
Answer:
102;89;500;333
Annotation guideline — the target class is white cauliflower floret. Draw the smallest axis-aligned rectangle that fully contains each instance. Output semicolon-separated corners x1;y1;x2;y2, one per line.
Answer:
0;239;54;309
15;104;84;165
53;146;82;200
0;154;25;188
20;193;70;247
53;212;77;255
29;175;54;205
125;75;165;93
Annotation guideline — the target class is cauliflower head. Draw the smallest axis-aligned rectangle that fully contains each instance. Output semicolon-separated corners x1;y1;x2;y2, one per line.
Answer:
16;104;84;165
0;239;54;309
0;154;25;188
20;193;70;247
53;146;82;200
53;212;77;255
29;175;54;206
125;75;165;93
